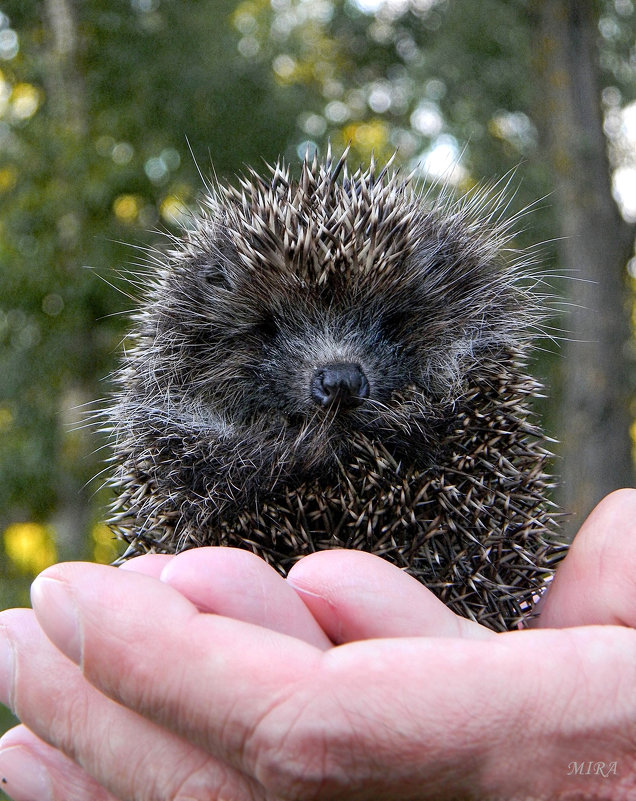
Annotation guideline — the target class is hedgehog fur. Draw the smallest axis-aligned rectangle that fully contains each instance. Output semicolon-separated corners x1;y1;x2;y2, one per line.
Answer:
104;150;568;632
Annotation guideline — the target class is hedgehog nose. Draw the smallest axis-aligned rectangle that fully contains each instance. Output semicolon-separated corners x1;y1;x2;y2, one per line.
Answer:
310;362;370;409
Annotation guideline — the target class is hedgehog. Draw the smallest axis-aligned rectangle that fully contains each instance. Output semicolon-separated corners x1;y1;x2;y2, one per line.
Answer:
104;150;568;632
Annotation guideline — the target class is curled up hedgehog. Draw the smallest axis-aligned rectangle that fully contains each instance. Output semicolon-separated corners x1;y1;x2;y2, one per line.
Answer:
104;150;568;632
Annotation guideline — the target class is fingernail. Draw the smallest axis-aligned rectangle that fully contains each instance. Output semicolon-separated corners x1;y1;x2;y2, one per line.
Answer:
0;746;53;801
0;628;16;710
30;577;82;664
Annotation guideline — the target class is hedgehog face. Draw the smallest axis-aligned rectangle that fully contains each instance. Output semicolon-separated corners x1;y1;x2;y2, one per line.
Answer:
130;154;539;475
155;253;427;450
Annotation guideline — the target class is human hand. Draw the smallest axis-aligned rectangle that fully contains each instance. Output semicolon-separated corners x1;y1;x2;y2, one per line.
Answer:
0;490;635;800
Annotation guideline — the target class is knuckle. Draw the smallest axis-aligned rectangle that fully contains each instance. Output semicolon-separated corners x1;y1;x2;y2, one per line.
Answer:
248;699;352;801
169;758;260;801
47;692;93;762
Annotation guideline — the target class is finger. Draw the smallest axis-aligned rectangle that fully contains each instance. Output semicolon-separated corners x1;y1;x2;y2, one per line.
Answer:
29;563;322;773
118;553;174;578
0;608;263;801
534;488;636;628
286;550;494;642
159;547;332;648
0;725;117;801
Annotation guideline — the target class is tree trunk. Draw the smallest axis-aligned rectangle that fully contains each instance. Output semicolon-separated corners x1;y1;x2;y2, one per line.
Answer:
530;0;635;533
43;0;93;558
43;0;87;135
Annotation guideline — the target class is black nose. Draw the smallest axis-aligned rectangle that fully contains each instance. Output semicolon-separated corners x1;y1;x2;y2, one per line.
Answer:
310;362;370;409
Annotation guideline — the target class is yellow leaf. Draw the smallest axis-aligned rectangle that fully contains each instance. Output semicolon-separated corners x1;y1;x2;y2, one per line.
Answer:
3;522;57;575
113;194;142;223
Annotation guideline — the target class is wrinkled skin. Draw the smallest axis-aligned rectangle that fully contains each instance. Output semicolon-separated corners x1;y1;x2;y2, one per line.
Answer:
0;489;635;801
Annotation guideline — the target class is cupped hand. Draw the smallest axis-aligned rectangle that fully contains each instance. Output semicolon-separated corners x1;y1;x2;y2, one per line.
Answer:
0;489;635;801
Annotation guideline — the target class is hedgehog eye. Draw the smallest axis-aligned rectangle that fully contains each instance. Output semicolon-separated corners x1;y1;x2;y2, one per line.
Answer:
381;311;408;336
251;315;278;338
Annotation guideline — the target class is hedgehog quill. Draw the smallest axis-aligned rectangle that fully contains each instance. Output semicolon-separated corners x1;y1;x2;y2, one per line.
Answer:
104;150;568;632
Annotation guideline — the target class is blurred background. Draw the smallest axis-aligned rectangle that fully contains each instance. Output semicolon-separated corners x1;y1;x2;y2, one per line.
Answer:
0;0;634;749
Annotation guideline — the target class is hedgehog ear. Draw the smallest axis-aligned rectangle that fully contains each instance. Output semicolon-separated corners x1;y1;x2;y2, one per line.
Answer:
200;234;239;290
202;264;232;289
